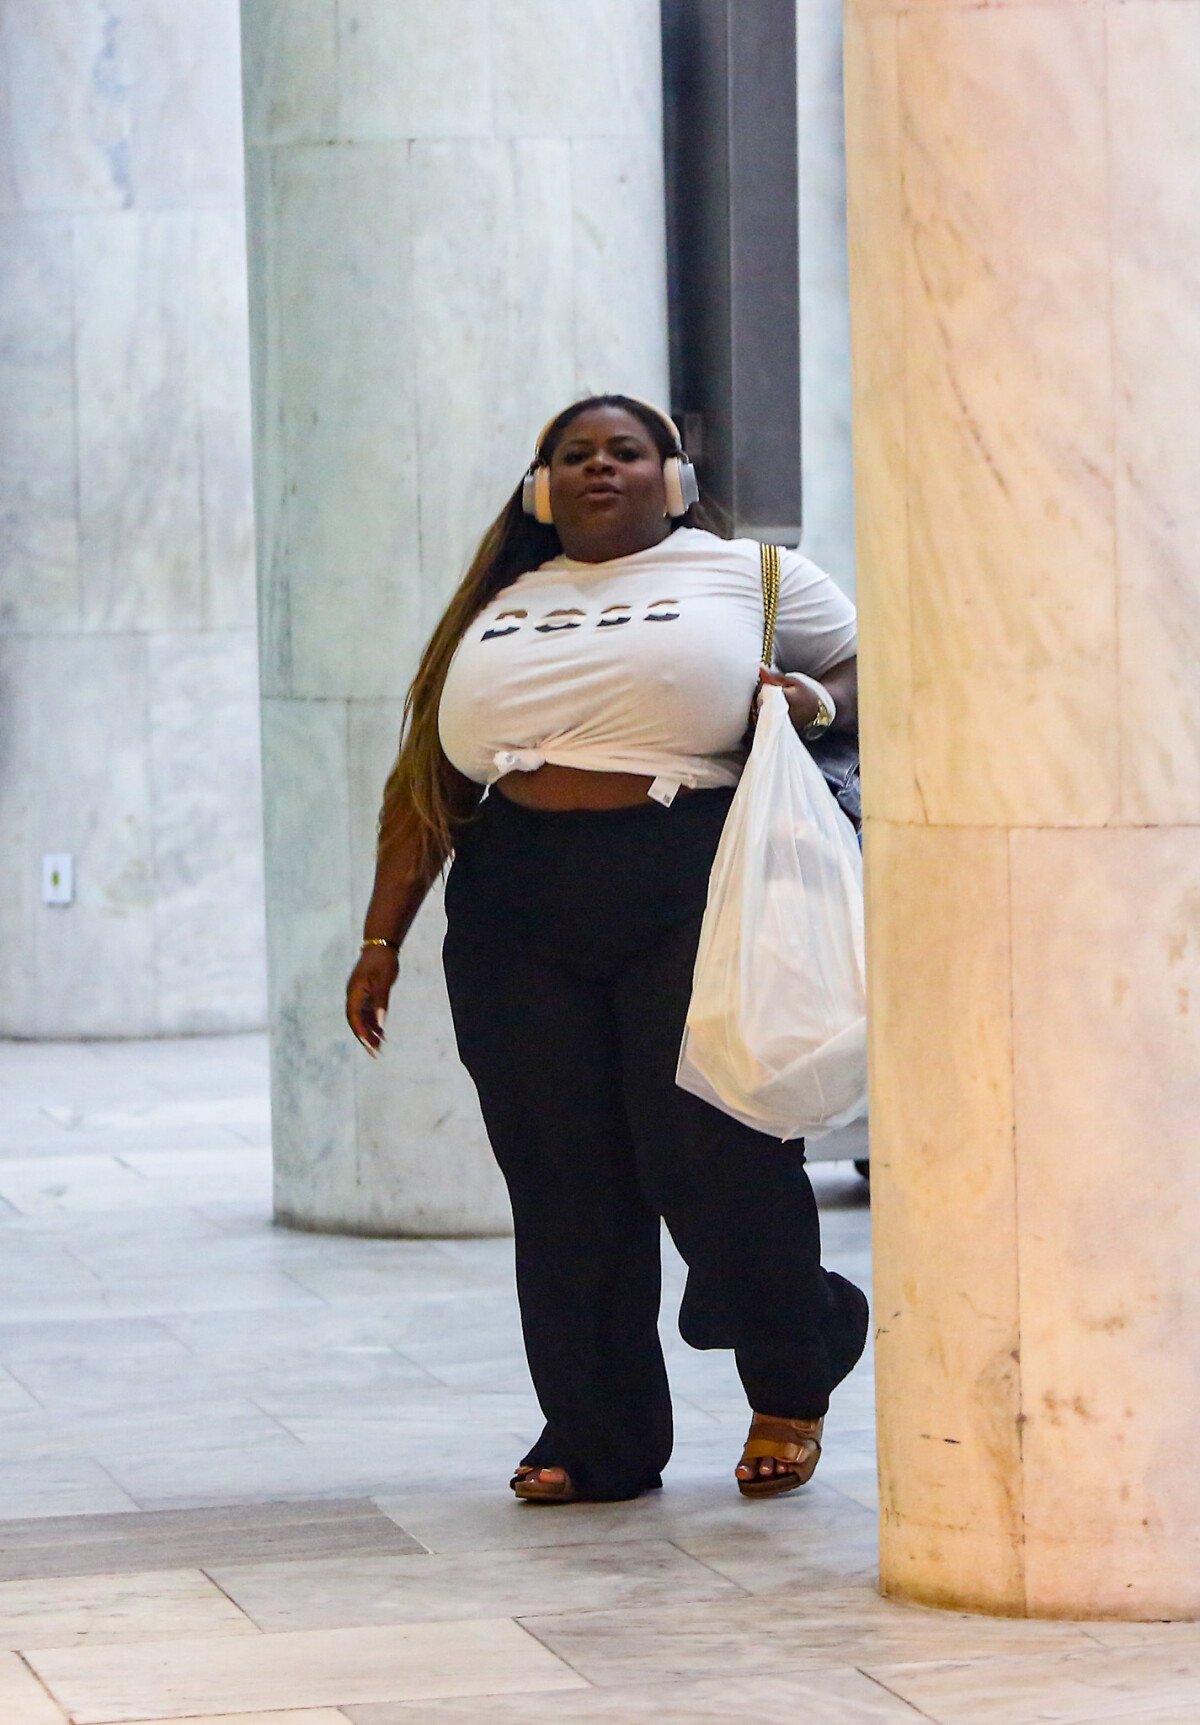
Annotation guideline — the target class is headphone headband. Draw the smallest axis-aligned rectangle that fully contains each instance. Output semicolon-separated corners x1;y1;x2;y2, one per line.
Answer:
531;396;685;459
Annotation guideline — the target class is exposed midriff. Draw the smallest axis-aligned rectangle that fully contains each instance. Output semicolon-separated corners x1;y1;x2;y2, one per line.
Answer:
494;764;671;810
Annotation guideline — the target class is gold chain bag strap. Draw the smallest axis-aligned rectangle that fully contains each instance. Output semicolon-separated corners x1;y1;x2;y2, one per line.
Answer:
755;542;862;830
759;542;780;667
747;542;781;729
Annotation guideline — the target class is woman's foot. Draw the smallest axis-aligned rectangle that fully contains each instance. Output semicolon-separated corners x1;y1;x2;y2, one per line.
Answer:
510;1464;581;1503
735;1413;824;1497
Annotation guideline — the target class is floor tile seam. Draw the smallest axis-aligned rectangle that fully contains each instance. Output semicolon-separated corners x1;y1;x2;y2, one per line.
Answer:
244;1400;314;1447
670;1394;724;1426
509;1594;1111;1647
0;1518;412;1559
855;1662;941;1720
802;1476;880;1517
656;1537;757;1598
18;1250;108;1296
0;1541;428;1586
1076;1623;1179;1650
366;1511;435;1556
195;1562;271;1636
0;1363;41;1413
76;1456;141;1514
858;1650;1200;1725
385;1356;484;1390
500;1629;1025;1694
857;1632;1129;1684
505;1613;601;1690
0;1495;398;1535
11;1647;69;1721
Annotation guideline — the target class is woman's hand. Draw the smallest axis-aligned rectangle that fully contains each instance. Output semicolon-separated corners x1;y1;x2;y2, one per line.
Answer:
345;945;400;1056
758;665;822;731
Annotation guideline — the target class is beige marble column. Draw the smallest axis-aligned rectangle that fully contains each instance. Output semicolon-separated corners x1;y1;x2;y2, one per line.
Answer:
846;0;1200;1617
241;1;670;1235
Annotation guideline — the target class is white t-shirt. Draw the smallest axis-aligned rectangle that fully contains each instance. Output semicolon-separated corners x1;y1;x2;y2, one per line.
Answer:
438;528;857;794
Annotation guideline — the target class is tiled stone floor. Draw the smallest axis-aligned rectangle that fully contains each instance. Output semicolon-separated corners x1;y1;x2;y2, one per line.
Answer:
0;1034;1194;1722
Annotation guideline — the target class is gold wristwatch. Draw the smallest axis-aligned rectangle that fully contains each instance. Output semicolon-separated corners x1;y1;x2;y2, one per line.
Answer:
802;692;835;741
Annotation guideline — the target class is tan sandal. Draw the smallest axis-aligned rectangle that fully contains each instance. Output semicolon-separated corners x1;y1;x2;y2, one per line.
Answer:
510;1464;582;1504
736;1413;824;1498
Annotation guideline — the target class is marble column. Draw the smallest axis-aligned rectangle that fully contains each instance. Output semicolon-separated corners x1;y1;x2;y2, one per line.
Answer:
0;0;266;1038
846;0;1200;1616
241;1;670;1235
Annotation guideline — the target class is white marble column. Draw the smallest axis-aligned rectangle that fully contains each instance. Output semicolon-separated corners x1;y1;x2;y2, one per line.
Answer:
242;0;670;1235
847;0;1200;1616
0;0;266;1037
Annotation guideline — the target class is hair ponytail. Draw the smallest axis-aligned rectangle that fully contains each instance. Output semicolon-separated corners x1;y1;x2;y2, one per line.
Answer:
376;486;557;877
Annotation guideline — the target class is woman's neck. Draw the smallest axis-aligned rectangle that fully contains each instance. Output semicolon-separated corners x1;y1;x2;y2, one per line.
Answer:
555;519;674;565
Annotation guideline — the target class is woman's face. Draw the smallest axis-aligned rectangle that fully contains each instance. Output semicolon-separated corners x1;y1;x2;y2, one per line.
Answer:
545;405;672;559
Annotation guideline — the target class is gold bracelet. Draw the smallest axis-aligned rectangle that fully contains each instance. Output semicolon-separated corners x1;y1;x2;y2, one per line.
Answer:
361;937;398;951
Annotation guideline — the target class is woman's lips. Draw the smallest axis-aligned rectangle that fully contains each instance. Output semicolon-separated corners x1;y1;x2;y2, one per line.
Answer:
581;484;620;500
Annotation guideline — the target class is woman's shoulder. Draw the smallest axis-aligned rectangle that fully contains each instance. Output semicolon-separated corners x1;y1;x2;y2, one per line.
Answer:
643;529;764;573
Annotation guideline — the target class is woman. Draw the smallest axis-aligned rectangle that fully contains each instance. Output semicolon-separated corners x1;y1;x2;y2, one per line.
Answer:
345;394;868;1504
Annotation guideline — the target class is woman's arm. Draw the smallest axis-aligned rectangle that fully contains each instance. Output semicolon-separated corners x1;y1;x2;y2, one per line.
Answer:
759;654;858;736
345;765;480;1054
818;654;858;733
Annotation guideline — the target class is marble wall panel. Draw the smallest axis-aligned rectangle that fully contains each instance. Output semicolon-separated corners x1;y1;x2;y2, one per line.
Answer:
250;143;418;700
0;1;263;1036
338;0;493;141
261;698;358;1228
570;139;669;401
899;8;1117;828
0;215;80;630
345;701;507;1237
1109;5;1200;827
1010;827;1200;1618
411;138;574;634
75;209;205;631
0;637;41;1022
0;0;134;214
491;0;662;141
242;144;289;698
129;0;245;210
147;630;267;1033
866;820;1024;1613
844;14;920;824
797;0;855;585
240;0;339;147
194;208;256;630
0;634;156;1038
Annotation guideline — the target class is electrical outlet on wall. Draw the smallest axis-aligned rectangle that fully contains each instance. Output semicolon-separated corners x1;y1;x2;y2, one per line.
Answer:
42;854;74;906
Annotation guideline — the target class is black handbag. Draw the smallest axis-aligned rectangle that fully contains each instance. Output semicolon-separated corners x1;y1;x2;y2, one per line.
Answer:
759;544;862;832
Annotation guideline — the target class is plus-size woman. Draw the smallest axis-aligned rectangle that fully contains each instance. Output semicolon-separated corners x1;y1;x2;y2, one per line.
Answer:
345;395;868;1504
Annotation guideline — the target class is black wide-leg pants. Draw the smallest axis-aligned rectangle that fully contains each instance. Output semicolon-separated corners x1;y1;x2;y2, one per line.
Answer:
442;786;868;1501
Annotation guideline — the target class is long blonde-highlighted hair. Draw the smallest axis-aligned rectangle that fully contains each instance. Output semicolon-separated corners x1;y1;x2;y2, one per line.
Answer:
378;395;726;877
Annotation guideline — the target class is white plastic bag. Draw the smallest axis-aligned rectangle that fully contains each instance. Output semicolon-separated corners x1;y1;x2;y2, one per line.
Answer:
676;685;867;1141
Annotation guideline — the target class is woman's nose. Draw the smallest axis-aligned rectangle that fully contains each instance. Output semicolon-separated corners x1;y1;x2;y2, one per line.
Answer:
583;450;614;473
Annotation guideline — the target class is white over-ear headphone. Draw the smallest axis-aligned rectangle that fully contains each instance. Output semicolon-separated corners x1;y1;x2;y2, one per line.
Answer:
521;397;701;526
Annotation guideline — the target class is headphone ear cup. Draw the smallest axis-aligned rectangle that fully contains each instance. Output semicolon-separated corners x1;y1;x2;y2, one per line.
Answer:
522;465;554;523
663;455;698;519
677;455;700;513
